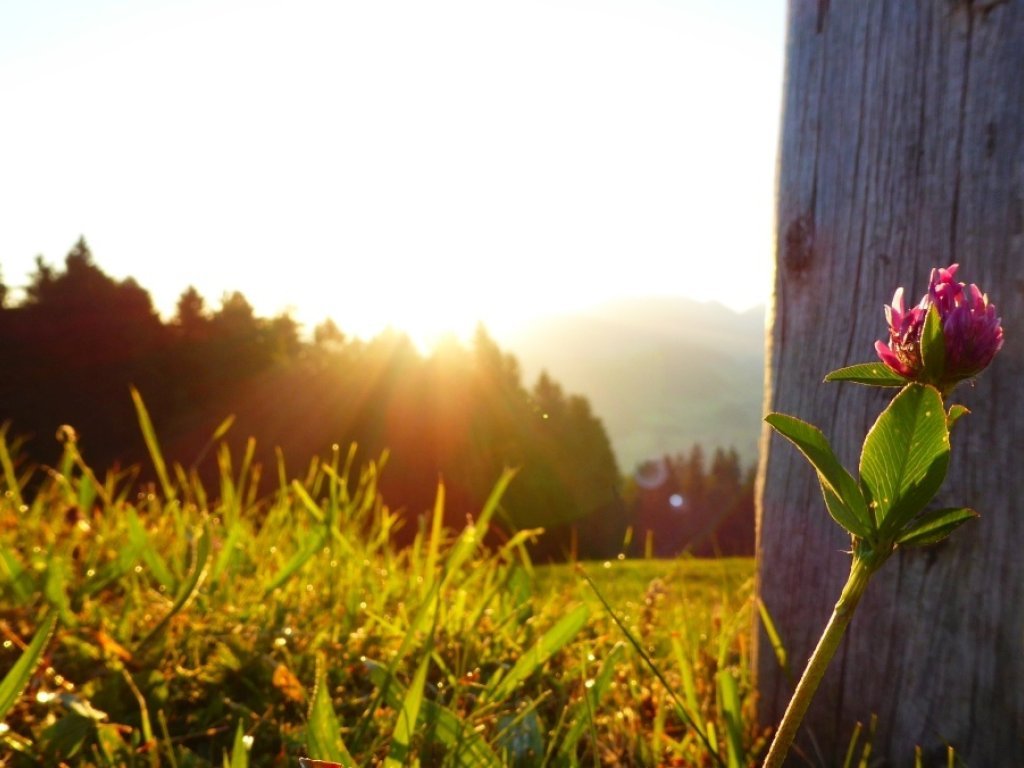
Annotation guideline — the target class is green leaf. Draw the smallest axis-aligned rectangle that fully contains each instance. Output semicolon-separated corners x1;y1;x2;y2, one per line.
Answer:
0;612;58;722
765;413;873;538
41;712;94;760
822;486;873;542
947;404;970;430
306;660;355;766
824;363;907;387
859;383;950;536
920;305;946;383
897;508;977;547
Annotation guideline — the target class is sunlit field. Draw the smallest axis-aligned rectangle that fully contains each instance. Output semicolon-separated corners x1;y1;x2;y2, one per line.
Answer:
0;402;763;767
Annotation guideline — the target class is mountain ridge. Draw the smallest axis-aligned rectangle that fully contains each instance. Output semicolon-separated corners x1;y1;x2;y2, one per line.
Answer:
503;296;766;472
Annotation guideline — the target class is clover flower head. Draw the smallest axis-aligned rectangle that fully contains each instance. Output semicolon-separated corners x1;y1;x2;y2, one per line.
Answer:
875;264;1003;385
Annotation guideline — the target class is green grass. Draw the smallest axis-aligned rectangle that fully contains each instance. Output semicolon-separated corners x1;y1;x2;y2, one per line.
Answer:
0;409;764;767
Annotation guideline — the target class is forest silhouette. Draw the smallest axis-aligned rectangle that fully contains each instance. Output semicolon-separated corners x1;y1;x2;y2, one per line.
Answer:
0;238;753;559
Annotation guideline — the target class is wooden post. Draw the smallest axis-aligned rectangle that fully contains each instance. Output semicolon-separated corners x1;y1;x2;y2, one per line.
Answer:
757;1;1024;763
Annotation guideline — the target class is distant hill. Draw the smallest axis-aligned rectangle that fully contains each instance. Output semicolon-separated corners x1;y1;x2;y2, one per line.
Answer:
503;297;766;473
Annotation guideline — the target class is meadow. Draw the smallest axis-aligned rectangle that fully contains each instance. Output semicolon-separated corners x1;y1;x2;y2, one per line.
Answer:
0;393;776;768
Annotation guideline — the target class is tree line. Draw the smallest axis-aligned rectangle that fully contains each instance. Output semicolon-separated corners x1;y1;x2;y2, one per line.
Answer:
0;239;753;559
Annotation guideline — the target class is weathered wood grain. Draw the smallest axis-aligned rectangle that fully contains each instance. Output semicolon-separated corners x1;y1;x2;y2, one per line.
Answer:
757;1;1024;764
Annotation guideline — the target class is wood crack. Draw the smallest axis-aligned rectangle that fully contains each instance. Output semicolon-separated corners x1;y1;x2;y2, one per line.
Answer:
949;8;974;259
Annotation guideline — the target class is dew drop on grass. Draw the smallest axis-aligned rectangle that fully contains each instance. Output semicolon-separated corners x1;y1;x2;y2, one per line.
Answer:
617;553;625;561
305;584;314;592
274;637;287;648
283;627;293;636
587;653;596;662
86;569;96;578
330;560;338;568
19;504;28;513
242;734;254;750
36;690;56;704
0;723;9;735
134;566;143;574
359;602;367;610
269;546;277;555
584;679;595;689
602;561;612;569
2;640;12;649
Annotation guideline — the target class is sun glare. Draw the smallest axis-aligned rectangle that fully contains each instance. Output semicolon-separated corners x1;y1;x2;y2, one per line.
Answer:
0;0;782;345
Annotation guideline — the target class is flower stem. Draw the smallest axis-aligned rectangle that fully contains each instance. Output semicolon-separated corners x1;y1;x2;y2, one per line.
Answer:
762;557;873;768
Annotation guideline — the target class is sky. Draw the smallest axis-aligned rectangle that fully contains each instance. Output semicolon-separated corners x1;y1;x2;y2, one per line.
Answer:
0;0;784;349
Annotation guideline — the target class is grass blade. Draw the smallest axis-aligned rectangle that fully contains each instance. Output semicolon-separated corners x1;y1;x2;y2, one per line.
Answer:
0;544;33;604
131;387;176;501
443;469;515;584
227;720;249;768
0;425;24;508
127;510;177;592
0;612;58;722
557;642;626;760
579;567;726;768
487;602;589;702
423;480;446;594
755;598;789;679
717;669;743;768
261;525;328;597
135;526;211;657
368;664;501;767
306;658;356;766
384;651;430;767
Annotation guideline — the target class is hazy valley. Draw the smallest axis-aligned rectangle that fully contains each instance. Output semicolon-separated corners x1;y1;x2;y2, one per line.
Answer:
506;296;766;473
